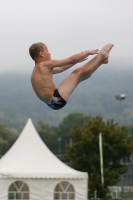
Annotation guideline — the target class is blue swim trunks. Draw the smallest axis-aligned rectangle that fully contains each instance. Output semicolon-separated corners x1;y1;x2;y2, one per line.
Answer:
47;89;67;110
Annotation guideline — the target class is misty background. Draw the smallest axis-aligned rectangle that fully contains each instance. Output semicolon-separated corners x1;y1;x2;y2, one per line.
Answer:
0;0;133;133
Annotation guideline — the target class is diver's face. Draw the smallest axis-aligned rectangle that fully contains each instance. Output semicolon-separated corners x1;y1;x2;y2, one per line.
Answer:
43;46;51;60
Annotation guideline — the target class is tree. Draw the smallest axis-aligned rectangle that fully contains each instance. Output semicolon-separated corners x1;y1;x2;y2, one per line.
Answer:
66;116;133;199
57;113;88;154
36;114;88;155
37;120;58;153
128;125;133;137
0;123;17;156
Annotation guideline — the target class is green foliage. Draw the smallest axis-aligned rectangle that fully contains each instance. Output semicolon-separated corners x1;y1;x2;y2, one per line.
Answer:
35;113;89;154
37;120;58;153
1;111;133;199
128;125;133;137
123;198;133;200
0;123;17;156
66;116;133;199
0;137;8;156
0;68;133;130
57;113;88;154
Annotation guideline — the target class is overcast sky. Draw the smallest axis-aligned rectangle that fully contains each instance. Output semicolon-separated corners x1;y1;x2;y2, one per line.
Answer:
0;0;133;73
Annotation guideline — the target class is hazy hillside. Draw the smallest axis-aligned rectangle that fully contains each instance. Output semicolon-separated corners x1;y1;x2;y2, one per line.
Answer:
0;65;133;133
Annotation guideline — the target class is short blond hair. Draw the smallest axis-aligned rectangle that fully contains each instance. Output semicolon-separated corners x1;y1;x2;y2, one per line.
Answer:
29;42;46;60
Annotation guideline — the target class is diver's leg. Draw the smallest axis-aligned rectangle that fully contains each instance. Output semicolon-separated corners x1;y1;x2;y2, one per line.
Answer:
58;43;113;101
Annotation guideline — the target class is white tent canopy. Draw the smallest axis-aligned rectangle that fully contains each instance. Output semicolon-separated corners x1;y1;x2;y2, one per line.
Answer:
0;119;87;179
0;119;88;200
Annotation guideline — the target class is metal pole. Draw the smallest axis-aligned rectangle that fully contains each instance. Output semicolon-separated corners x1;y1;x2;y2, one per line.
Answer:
94;190;97;199
130;154;133;198
69;138;72;147
99;133;104;189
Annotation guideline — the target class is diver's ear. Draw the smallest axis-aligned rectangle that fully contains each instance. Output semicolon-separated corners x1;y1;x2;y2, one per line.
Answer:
39;51;44;57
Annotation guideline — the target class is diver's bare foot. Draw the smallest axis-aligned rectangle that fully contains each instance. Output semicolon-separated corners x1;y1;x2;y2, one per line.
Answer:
99;43;114;64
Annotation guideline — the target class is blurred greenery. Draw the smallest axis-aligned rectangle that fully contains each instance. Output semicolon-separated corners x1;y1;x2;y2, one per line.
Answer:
123;198;133;200
0;67;133;133
0;123;18;156
37;120;58;154
65;116;133;199
0;112;133;199
56;112;88;153
0;67;133;197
